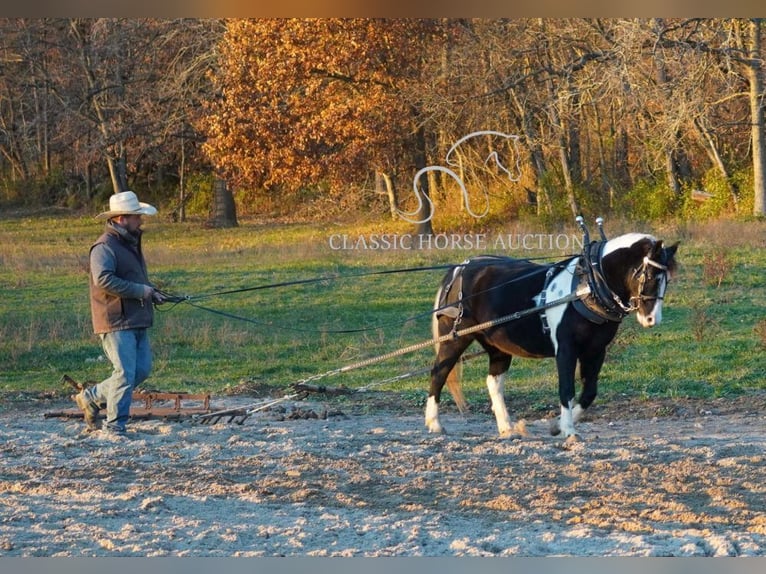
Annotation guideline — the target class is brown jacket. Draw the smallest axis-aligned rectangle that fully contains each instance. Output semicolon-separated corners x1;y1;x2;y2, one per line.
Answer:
89;223;154;334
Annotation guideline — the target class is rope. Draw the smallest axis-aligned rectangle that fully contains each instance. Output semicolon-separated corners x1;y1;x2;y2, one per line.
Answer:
354;350;485;393
194;291;581;423
322;290;581;377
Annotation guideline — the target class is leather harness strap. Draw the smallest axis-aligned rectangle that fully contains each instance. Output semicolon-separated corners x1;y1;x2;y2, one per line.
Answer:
572;241;628;324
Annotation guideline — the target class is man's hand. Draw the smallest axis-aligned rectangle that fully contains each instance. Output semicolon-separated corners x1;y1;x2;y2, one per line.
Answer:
151;290;167;305
142;285;167;304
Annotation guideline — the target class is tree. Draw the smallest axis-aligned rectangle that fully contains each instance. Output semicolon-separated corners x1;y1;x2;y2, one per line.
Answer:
457;19;617;218
736;18;766;216
53;19;222;198
0;19;61;184
641;18;766;215
202;18;445;233
1;18;763;223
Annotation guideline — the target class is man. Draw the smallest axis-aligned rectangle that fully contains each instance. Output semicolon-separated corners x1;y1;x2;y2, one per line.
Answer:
74;191;166;435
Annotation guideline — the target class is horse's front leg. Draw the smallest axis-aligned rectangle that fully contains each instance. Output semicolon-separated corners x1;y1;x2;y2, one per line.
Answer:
573;348;606;424
550;345;579;438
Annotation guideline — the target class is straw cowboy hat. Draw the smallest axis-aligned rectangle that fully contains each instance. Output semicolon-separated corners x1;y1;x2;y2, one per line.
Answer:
96;191;158;220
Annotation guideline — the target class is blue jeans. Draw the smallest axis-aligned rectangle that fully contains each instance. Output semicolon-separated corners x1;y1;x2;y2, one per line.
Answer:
84;329;152;432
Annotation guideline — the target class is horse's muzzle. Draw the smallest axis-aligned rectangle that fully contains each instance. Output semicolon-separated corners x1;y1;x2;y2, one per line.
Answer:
637;306;661;327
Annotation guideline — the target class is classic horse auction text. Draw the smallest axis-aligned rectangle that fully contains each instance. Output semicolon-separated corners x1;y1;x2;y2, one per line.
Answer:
328;233;584;252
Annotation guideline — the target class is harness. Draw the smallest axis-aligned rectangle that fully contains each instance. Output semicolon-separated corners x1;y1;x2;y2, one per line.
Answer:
435;226;671;335
537;237;671;329
571;239;670;324
436;255;513;337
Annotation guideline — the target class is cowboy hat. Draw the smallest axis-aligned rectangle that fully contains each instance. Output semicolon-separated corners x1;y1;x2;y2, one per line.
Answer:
96;191;158;219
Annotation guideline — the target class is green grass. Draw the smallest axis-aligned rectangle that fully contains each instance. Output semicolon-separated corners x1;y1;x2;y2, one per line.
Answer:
1;215;764;411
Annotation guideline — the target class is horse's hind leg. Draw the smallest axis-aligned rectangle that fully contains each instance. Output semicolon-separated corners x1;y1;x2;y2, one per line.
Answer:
425;336;473;434
485;349;514;436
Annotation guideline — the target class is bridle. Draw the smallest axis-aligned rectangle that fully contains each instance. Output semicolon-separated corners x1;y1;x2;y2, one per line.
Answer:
628;255;670;310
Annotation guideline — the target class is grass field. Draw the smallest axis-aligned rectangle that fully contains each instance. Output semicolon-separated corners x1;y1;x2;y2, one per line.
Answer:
1;214;764;414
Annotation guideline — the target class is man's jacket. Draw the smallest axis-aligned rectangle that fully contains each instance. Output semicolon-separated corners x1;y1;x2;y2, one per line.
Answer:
89;223;154;334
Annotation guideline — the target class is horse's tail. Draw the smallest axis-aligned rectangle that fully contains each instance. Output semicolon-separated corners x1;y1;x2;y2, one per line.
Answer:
447;360;467;413
433;285;468;414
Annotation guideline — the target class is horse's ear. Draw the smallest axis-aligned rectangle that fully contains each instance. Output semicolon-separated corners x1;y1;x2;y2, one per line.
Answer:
662;241;680;275
651;239;678;258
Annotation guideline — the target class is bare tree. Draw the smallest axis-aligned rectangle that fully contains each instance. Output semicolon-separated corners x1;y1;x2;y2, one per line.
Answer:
734;18;766;216
54;19;222;199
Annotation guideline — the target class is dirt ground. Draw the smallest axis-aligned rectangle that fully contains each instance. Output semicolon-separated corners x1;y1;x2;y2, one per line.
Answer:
1;390;766;557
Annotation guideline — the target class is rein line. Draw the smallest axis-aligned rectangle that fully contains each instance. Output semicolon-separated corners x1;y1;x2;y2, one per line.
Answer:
184;264;455;301
157;255;578;335
180;255;573;302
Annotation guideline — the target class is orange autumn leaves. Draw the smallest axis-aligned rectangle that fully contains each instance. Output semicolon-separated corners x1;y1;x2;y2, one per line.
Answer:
202;19;444;195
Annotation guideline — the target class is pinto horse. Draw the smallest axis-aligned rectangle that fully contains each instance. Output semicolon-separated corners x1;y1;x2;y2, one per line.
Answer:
425;232;678;438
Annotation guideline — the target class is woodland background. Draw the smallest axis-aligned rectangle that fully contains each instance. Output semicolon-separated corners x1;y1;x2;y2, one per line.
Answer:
1;18;764;231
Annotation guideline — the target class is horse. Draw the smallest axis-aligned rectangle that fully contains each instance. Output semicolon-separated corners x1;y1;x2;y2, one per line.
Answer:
425;230;679;439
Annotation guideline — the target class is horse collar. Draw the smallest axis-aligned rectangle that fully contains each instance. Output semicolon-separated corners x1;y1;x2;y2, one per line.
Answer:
572;241;629;324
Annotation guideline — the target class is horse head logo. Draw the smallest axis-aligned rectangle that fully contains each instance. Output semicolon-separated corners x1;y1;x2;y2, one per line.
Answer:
397;131;522;224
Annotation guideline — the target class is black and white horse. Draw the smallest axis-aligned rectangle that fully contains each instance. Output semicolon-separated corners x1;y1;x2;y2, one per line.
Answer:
425;230;678;438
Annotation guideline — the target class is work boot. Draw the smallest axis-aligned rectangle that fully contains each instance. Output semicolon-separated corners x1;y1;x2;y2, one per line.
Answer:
73;391;100;431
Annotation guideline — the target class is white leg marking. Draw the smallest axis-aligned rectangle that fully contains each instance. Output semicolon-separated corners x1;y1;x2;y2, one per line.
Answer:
550;402;583;436
572;403;584;424
486;374;513;436
559;403;577;437
425;396;443;434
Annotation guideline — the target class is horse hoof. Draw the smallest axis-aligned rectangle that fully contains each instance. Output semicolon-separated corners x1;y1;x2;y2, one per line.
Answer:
500;419;528;438
426;422;445;434
549;418;561;436
562;434;582;448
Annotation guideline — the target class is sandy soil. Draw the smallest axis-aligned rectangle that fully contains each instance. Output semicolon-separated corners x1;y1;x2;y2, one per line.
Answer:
1;391;766;557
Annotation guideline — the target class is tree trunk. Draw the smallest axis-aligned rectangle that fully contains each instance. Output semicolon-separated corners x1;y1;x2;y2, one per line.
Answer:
693;117;739;210
568;91;582;186
593;104;613;205
377;171;398;220
615;123;631;191
663;151;681;197
510;89;550;215
653;18;683;200
107;154;128;193
549;81;580;218
413;122;433;237
210;177;238;228
179;135;186;223
747;19;766;216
